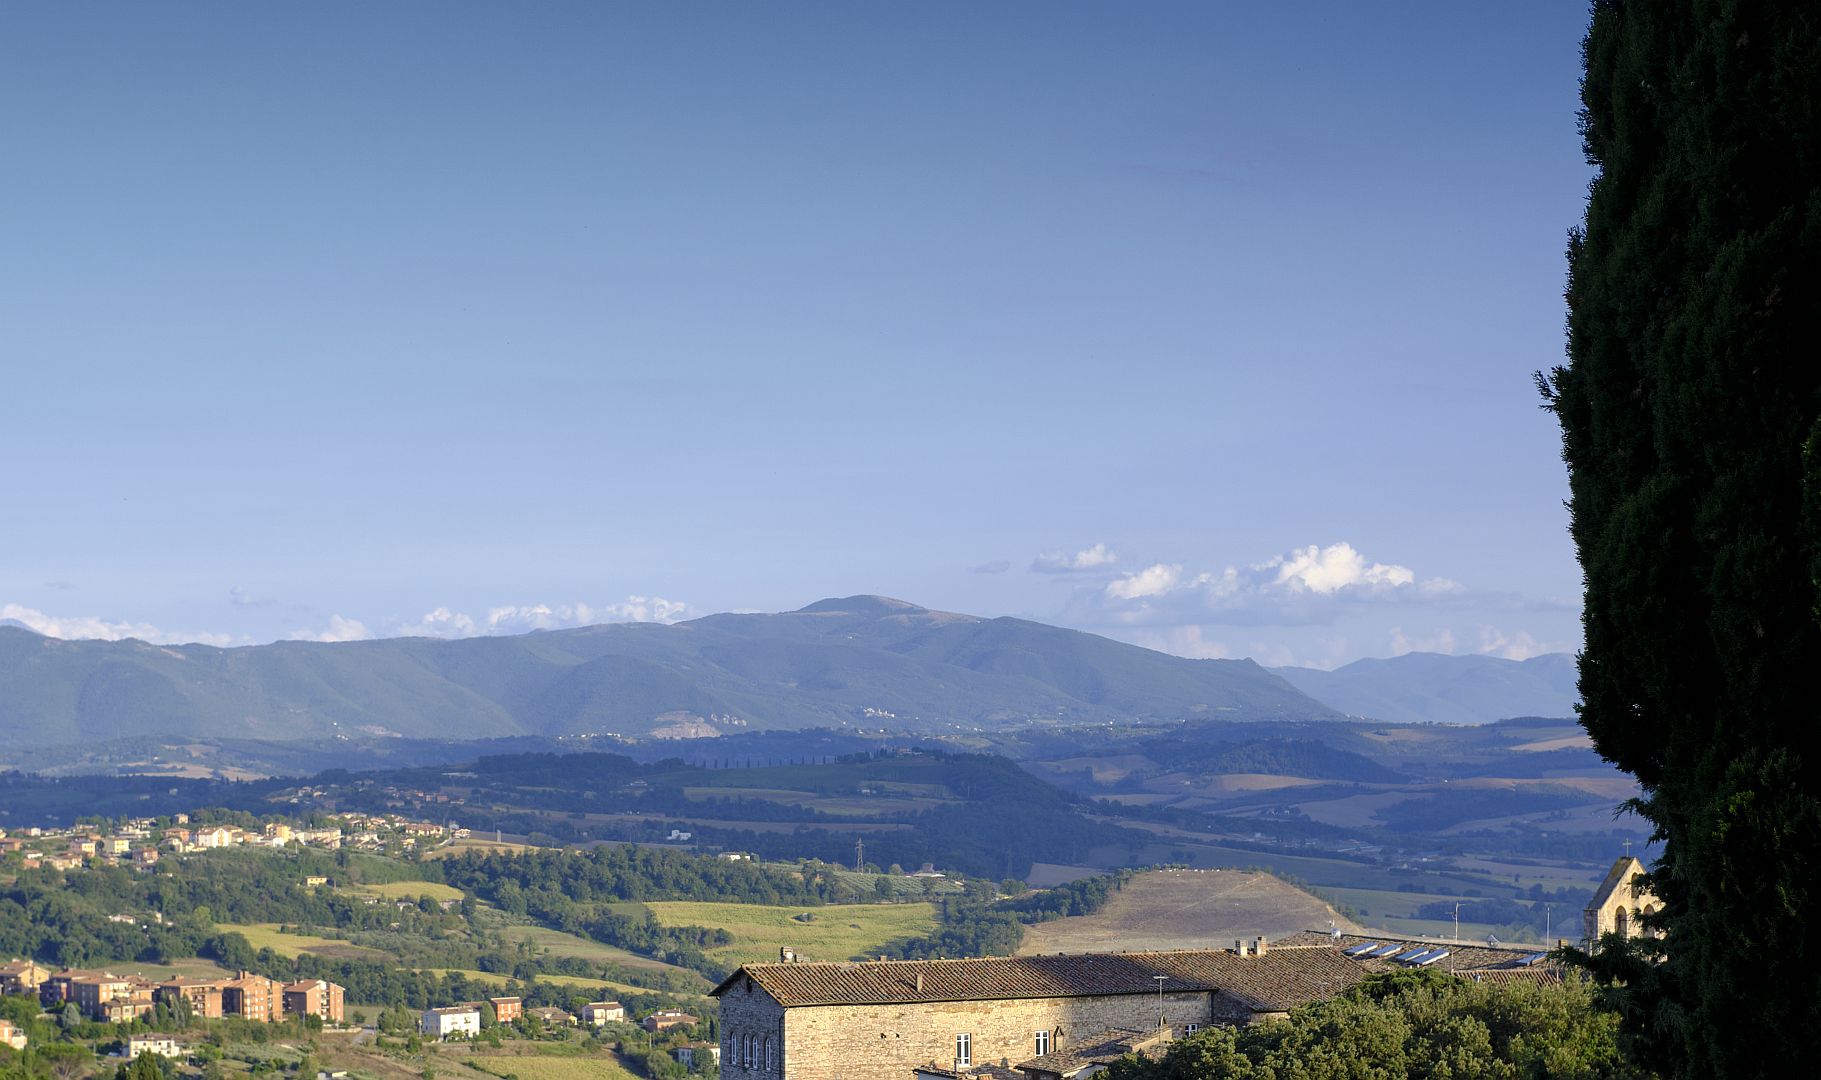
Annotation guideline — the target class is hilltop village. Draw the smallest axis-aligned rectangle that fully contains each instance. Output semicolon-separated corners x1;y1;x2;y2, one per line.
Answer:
0;813;463;873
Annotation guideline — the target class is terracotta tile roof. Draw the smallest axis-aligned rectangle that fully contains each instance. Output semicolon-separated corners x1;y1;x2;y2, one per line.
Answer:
914;1064;1024;1080
712;946;1367;1012
1016;1027;1170;1076
1274;931;1551;975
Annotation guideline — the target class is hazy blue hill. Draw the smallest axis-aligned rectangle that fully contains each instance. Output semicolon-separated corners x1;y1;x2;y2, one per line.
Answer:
0;596;1334;749
1271;651;1579;725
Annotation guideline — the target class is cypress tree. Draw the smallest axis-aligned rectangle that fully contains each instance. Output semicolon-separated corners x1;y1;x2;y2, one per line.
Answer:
1542;2;1821;1076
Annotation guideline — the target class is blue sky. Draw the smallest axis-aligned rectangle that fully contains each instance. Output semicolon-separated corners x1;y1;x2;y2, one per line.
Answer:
1;3;1592;667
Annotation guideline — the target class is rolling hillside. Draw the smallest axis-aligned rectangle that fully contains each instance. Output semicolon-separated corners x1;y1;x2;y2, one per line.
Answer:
1273;652;1578;725
0;596;1333;747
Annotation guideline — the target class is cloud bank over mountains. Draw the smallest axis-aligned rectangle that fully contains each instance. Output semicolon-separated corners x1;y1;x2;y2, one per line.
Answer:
297;596;693;643
1084;541;1458;627
4;538;1573;667
1;596;692;648
0;603;236;648
1046;540;1573;667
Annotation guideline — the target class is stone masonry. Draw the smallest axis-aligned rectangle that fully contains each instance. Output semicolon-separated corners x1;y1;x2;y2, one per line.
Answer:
721;977;1213;1080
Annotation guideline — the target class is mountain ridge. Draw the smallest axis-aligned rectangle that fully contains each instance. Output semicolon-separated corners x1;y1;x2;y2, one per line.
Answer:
0;595;1333;748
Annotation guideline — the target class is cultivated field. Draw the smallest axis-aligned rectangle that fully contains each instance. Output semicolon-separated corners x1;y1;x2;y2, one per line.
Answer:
425;838;536;859
353;880;465;901
415;967;657;996
1016;869;1356;955
216;922;390;960
496;924;700;975
635;900;939;965
470;1051;638;1080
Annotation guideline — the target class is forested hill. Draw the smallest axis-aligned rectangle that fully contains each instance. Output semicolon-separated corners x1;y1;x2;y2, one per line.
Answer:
0;596;1333;748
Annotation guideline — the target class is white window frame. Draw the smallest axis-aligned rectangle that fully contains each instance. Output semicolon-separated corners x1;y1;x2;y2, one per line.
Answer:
1034;1029;1051;1056
955;1032;972;1066
1185;1023;1201;1035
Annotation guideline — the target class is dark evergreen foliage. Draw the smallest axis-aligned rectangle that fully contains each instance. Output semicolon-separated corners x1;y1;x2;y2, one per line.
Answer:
1542;2;1821;1075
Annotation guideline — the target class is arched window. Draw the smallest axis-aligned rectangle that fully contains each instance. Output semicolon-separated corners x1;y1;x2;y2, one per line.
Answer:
765;1035;776;1070
740;1032;751;1066
1614;906;1629;938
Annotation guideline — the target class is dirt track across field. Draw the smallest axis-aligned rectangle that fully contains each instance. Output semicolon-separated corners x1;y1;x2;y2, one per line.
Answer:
1015;868;1358;955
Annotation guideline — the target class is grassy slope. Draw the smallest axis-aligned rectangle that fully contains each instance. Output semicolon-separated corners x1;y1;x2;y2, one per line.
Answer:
634;900;939;965
1016;869;1354;955
470;1053;638;1080
216;922;392;960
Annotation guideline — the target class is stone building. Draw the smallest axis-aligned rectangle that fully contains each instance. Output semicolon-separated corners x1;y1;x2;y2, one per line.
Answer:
711;940;1367;1080
1583;856;1660;946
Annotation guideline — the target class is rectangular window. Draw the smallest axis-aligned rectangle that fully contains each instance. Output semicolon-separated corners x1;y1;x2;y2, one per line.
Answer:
1034;1030;1050;1056
1185;1024;1201;1035
955;1033;972;1066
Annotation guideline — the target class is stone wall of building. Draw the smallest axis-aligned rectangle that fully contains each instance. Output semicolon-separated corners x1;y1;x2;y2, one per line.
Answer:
718;978;787;1080
1583;856;1661;944
719;980;1211;1080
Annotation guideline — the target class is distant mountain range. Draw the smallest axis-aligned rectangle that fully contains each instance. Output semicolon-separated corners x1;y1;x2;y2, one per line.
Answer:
1272;651;1579;726
0;596;1332;749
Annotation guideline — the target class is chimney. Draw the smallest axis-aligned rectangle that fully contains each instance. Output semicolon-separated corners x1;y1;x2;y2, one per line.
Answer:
1254;936;1268;956
779;948;796;963
915;973;924;993
1233;939;1249;957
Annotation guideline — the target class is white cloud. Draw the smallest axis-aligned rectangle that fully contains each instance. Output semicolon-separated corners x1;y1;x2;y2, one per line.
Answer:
291;615;373;643
1032;543;1120;574
387;596;693;639
1085;540;1462;629
1123;625;1234;659
2;602;235;647
1391;626;1458;655
1476;625;1561;661
396;607;478;638
1105;563;1183;600
1267;543;1414;594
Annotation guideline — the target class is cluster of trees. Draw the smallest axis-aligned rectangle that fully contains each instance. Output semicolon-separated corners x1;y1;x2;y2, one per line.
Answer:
440;844;827;907
0;851;458;969
883;871;1133;961
1103;970;1651;1080
1543;2;1821;1076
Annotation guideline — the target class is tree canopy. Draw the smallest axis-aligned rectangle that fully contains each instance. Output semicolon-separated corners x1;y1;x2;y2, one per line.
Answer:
1542;1;1821;1076
1104;970;1649;1080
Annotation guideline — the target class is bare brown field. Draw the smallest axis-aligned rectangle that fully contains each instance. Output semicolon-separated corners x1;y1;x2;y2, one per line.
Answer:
426;838;535;859
1044;755;1159;785
1440;801;1647;836
680;786;816;802
1197;774;1331;795
1026;862;1101;887
1510;734;1594;752
1015;868;1356;955
1294;791;1423;827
